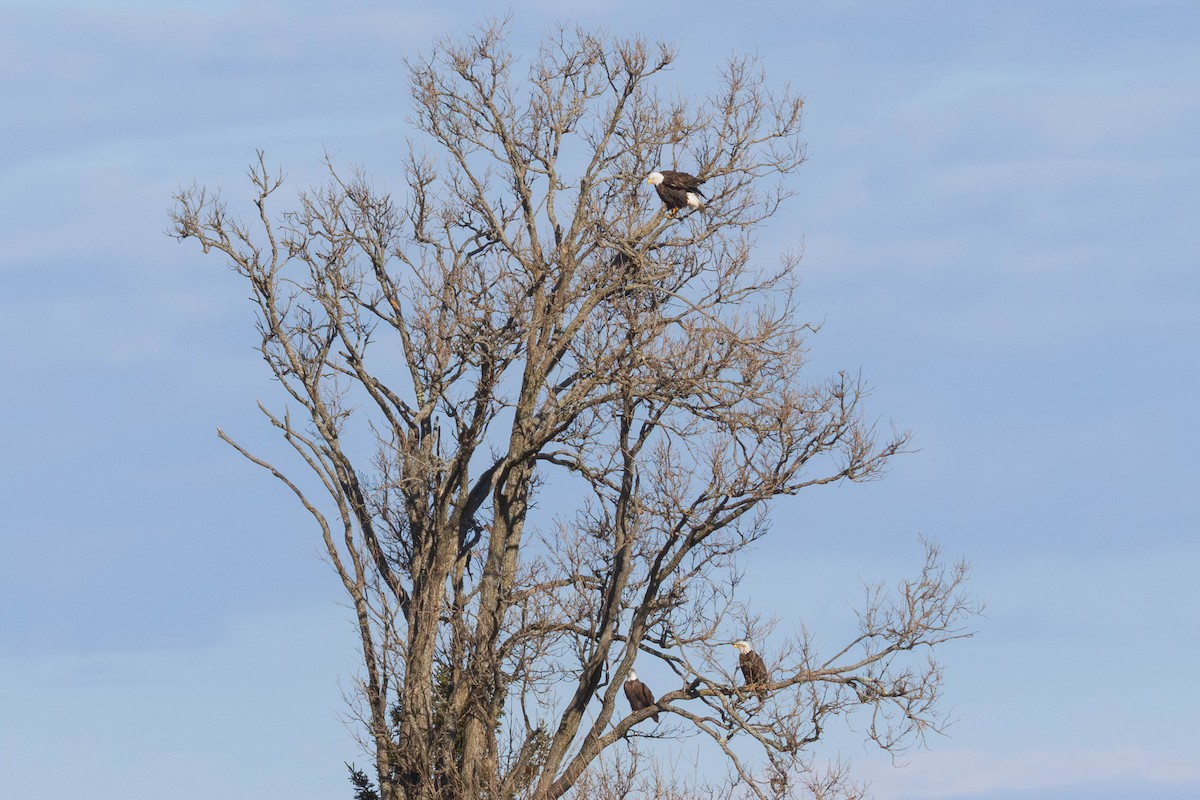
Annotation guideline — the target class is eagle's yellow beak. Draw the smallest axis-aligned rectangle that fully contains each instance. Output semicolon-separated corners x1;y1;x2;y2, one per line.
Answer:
646;177;653;184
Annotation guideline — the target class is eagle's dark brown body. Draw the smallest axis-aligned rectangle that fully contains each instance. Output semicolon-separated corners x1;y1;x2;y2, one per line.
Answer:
624;672;659;723
733;641;769;700
647;170;707;215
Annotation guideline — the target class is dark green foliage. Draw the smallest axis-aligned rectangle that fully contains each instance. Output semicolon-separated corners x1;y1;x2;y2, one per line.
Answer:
347;763;380;800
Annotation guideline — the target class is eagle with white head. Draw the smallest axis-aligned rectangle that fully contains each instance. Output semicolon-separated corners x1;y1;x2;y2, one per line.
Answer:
646;170;707;217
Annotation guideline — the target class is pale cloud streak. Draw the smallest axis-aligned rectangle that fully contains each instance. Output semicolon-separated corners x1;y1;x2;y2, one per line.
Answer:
865;745;1200;799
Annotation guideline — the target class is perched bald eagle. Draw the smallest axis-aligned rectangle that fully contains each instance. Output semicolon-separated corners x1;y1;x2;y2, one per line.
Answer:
731;641;769;700
624;669;659;723
646;170;707;216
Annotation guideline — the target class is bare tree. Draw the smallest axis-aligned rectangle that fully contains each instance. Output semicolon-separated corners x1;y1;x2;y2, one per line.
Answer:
171;21;976;800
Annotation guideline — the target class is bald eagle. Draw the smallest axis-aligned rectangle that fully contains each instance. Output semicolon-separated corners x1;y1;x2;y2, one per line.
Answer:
731;641;769;700
624;669;659;723
646;170;707;216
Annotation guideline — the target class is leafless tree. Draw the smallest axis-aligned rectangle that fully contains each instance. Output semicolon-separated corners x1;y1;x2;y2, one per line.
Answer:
171;21;976;800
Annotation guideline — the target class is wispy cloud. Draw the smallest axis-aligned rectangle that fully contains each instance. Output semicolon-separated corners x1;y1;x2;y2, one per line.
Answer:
866;745;1200;799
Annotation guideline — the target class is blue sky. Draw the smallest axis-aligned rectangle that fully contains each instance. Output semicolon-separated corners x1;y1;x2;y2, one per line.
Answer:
1;1;1197;797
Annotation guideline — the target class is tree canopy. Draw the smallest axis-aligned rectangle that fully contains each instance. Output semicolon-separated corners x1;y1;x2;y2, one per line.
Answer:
171;21;976;800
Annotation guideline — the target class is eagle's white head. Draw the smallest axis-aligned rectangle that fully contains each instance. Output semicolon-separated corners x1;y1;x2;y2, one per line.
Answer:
731;640;754;654
646;171;665;186
626;669;639;682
